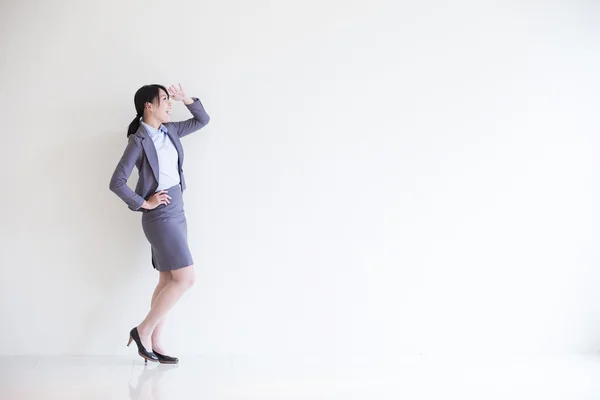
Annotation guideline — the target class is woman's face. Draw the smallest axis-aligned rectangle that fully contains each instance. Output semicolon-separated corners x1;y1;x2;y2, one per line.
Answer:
147;89;172;123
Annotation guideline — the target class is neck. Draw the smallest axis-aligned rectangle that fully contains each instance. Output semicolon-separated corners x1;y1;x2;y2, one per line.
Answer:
142;115;162;130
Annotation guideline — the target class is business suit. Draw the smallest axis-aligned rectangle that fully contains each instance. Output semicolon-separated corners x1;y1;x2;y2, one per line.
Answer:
110;97;210;270
109;97;210;210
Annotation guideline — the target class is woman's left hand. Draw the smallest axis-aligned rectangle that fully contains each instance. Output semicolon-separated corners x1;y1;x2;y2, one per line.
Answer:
168;83;188;101
168;83;195;105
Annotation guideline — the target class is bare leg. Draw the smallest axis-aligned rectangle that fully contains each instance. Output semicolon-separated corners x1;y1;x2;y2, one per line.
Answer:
137;266;196;350
150;271;173;353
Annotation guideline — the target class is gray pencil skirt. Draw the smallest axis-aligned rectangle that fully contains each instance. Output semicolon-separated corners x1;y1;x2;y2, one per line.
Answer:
141;184;194;272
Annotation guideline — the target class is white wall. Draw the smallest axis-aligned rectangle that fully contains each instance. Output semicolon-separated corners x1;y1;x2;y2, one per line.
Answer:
1;0;599;357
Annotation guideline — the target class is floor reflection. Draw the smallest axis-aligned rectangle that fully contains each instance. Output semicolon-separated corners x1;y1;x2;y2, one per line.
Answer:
128;363;180;400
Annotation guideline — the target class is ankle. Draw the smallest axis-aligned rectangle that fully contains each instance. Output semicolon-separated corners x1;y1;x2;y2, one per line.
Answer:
151;335;162;346
137;324;152;338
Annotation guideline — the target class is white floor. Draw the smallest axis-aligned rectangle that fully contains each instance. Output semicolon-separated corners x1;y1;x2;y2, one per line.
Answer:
1;354;599;399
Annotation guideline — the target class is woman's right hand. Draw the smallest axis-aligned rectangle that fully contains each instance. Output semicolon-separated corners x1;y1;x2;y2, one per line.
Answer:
143;190;171;210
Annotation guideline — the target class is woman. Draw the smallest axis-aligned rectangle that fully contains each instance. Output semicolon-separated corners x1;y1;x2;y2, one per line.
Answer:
109;83;210;364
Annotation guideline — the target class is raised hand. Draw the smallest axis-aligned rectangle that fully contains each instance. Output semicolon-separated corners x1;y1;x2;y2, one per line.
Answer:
168;84;186;101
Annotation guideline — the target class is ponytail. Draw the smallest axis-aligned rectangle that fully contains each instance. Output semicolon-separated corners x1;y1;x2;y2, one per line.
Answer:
127;115;141;138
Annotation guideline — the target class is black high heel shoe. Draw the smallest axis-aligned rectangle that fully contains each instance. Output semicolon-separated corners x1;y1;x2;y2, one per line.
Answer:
153;350;179;364
127;327;159;363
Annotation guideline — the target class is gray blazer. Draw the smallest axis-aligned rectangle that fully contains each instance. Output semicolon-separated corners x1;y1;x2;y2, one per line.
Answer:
109;97;210;211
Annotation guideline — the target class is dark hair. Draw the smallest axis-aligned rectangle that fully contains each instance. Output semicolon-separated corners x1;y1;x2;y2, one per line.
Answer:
127;84;170;137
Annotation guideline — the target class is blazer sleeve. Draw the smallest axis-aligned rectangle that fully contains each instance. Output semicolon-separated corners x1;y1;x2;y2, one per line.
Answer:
109;135;146;211
170;97;210;138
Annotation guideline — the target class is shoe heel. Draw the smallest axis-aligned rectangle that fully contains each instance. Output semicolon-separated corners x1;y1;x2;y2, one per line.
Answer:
128;327;158;362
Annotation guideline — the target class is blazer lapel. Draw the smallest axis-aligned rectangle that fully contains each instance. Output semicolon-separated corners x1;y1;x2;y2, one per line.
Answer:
165;129;184;170
138;126;160;183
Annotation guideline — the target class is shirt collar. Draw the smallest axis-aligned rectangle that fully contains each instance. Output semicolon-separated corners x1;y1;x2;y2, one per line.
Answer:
141;120;168;138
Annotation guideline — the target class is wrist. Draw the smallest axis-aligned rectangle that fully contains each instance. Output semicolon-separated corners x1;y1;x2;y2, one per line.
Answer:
182;97;194;105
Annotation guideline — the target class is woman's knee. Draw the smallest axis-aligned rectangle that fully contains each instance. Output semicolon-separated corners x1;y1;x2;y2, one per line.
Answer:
172;265;195;289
